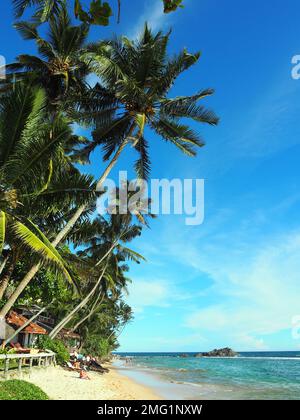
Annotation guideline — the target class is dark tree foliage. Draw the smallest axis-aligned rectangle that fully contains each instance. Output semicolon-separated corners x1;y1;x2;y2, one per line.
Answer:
12;0;185;26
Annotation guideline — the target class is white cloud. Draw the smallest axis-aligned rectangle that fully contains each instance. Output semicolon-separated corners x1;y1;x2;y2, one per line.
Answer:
232;334;267;351
127;0;172;39
125;269;198;314
126;279;170;313
181;230;300;349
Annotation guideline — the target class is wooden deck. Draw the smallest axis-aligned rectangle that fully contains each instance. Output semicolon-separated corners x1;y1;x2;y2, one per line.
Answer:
0;351;56;379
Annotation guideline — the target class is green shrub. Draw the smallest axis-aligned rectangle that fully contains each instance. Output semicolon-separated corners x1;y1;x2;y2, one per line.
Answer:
37;336;69;365
0;348;17;370
0;380;49;400
83;336;112;360
0;348;16;355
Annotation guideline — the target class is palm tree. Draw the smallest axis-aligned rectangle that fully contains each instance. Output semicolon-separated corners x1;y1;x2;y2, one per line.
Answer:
75;297;131;353
1;25;218;319
5;6;89;108
12;0;183;25
12;0;112;24
55;24;218;235
106;300;133;340
0;245;19;301
0;84;74;275
75;25;218;181
12;0;64;22
0;83;98;319
0;84;79;328
49;202;147;339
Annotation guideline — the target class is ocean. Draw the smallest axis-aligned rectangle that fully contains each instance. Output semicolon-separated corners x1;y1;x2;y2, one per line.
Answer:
115;352;300;400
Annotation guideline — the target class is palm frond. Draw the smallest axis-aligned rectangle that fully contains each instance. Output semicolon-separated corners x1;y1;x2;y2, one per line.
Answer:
14;21;39;40
12;218;72;283
5;113;72;190
0;83;40;168
12;0;64;21
134;137;151;180
152;117;204;153
152;49;200;97
13;0;39;18
35;0;64;22
117;245;146;263
37;170;97;211
79;115;131;161
161;95;219;126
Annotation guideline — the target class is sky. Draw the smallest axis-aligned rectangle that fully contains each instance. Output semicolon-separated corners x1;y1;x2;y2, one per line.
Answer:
1;0;300;352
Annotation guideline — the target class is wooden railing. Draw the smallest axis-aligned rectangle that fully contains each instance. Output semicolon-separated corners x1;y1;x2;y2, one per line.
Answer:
0;351;56;379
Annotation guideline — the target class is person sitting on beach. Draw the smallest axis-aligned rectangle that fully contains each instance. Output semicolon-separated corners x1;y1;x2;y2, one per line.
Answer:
79;369;90;380
73;359;81;370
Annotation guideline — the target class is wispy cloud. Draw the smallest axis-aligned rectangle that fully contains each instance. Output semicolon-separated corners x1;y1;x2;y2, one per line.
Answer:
129;193;300;350
174;227;300;350
126;275;195;314
127;0;173;39
126;279;170;313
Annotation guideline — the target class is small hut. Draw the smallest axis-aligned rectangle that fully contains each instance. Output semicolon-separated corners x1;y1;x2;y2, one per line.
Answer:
5;310;47;348
57;328;81;351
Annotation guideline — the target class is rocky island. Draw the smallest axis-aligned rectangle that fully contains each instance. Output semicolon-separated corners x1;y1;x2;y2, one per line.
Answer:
195;347;238;357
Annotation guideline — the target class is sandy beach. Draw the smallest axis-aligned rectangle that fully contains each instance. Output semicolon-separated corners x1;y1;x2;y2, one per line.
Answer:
22;365;161;400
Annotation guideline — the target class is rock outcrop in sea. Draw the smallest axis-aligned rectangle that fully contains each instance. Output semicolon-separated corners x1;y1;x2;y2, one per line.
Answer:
195;347;238;357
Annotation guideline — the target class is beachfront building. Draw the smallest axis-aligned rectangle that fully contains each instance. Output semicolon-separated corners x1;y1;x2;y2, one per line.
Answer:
5;310;47;348
0;305;82;351
19;306;81;350
57;329;81;351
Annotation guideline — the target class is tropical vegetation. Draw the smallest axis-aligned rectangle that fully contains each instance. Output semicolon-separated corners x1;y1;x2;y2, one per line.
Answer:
0;379;49;400
12;0;184;26
0;0;218;360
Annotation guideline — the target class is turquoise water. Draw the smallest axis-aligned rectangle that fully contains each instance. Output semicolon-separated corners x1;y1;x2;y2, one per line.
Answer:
116;352;300;400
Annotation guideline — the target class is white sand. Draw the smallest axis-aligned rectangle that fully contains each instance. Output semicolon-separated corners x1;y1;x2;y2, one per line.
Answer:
23;365;161;400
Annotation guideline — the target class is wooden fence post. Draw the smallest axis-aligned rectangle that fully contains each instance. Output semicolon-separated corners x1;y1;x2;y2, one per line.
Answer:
18;358;22;376
0;351;56;377
4;357;9;379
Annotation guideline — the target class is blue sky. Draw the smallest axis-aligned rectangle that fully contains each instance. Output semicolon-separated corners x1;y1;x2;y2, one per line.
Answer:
2;0;300;351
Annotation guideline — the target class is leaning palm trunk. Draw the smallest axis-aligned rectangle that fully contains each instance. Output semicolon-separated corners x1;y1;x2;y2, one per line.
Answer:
0;134;132;319
1;303;51;348
0;255;9;276
0;263;41;320
70;293;104;332
49;235;121;338
107;322;127;341
49;263;108;339
0;259;15;300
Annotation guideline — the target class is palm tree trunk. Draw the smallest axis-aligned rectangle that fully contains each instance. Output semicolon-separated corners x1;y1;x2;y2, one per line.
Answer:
0;255;9;276
49;233;130;340
107;323;126;341
52;225;129;338
0;258;15;301
0;129;134;319
1;303;51;349
70;293;104;332
49;263;108;339
0;263;41;318
95;137;130;191
49;236;120;338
